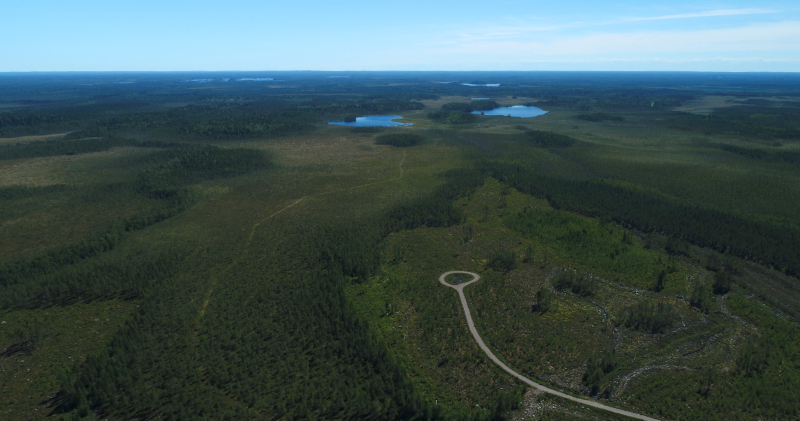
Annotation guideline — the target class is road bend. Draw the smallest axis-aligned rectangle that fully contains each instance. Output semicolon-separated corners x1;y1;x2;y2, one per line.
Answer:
439;271;660;421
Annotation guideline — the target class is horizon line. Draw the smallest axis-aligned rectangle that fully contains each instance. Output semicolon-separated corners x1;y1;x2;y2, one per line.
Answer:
2;70;800;74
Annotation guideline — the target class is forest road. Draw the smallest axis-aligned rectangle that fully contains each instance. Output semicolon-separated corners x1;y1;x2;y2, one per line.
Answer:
439;271;661;421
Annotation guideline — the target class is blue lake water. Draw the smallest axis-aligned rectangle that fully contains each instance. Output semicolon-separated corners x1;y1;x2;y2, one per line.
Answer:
237;78;273;81
329;115;413;127
472;98;490;100
472;106;548;118
462;83;500;87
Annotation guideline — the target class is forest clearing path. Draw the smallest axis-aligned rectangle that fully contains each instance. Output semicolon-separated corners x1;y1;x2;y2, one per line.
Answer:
439;271;661;421
245;149;406;250
199;149;407;318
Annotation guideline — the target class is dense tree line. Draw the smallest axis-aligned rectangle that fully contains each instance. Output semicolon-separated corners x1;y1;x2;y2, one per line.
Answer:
524;130;577;148
0;137;127;160
485;249;518;273
428;110;479;124
0;136;185;161
582;350;618;395
177;113;316;140
575;113;624;122
533;288;553;313
375;133;425;147
0;96;425;141
717;143;800;165
689;281;713;314
552;270;597;297
0;184;66;200
533;90;691;110
0;248;185;309
617;300;676;334
0;112;73;136
441;100;499;113
135;145;273;198
350;126;384;134
667;106;800;140
487;161;800;277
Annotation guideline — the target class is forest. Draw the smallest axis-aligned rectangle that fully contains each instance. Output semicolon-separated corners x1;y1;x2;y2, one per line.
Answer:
1;72;800;421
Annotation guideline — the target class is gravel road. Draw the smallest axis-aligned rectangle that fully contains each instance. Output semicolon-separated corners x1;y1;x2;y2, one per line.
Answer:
439;271;660;421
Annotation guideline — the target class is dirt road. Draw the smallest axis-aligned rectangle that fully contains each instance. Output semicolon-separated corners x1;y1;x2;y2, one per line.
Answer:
439;271;660;421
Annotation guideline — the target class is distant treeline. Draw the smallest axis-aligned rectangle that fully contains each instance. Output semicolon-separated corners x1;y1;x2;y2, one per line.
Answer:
717;143;800;165
0;96;425;140
441;100;499;112
375;133;424;147
525;130;577;148
0;112;73;137
0;184;67;200
486;161;800;277
576;113;624;122
428;100;499;124
0;137;126;160
530;90;692;110
428;110;478;124
668;106;800;140
0;136;188;161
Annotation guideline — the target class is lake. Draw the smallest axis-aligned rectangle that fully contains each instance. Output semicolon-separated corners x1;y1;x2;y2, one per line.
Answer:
462;83;500;87
329;115;413;127
472;105;547;118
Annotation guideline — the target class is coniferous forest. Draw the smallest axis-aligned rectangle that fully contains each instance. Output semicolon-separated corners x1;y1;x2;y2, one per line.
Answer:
1;72;800;420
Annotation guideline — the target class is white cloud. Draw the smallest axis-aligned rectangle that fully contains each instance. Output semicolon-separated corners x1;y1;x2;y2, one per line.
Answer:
435;21;800;56
620;8;776;22
440;8;780;46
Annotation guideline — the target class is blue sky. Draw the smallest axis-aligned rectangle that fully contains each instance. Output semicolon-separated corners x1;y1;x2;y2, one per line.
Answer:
1;0;799;71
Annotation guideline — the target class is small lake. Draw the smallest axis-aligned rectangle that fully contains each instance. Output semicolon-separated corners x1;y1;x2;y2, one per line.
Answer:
329;115;413;127
237;78;273;81
472;105;547;118
462;83;500;87
472;98;490;100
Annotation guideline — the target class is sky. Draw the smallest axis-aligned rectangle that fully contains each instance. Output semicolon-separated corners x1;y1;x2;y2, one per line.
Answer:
1;0;799;72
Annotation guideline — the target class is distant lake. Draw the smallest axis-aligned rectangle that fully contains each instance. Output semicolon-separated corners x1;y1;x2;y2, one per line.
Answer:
237;78;273;81
462;83;500;87
472;105;547;118
472;98;490;100
329;115;413;127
